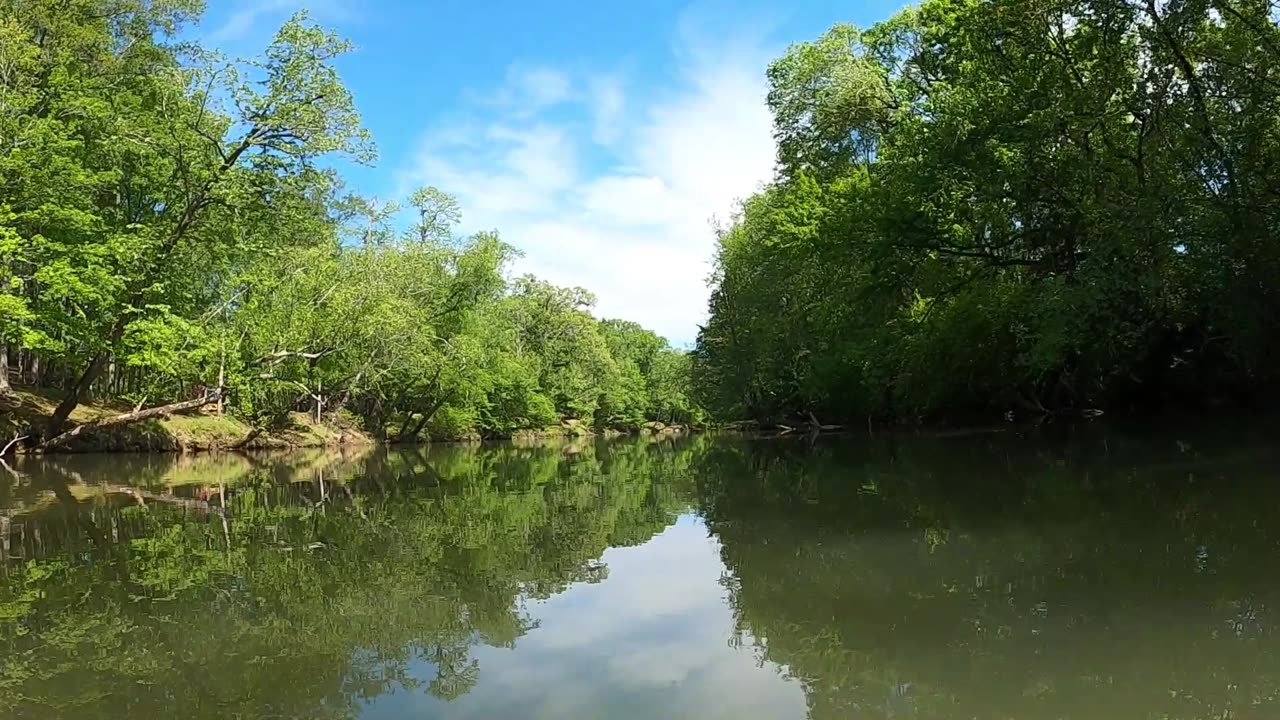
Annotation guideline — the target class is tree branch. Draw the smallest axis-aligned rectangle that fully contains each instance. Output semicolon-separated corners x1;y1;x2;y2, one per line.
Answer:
39;390;223;452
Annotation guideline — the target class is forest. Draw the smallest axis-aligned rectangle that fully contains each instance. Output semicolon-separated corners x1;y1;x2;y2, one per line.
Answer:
693;0;1280;426
8;0;1280;449
0;1;701;450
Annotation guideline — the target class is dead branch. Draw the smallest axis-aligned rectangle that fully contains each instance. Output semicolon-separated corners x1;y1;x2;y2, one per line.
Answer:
254;348;336;367
1;434;27;457
39;389;222;452
0;456;22;481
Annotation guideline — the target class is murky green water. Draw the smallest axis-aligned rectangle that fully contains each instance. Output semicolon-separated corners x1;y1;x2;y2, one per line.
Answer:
2;425;1280;719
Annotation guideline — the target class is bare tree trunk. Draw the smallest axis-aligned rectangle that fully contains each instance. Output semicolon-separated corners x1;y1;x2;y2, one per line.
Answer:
40;389;222;452
407;414;431;440
312;378;323;425
216;350;226;416
397;412;416;441
230;426;263;450
0;342;11;396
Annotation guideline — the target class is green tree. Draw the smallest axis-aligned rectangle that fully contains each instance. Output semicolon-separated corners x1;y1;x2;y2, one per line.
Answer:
696;0;1280;426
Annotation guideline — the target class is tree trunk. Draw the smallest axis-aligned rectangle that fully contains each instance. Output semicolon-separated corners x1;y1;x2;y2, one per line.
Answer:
230;426;263;450
216;351;226;416
47;351;110;438
406;392;455;441
408;414;432;440
397;412;416;441
0;342;11;396
40;389;222;452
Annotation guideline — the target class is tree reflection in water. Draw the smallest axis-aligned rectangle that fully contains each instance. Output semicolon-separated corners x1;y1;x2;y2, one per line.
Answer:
4;424;1280;720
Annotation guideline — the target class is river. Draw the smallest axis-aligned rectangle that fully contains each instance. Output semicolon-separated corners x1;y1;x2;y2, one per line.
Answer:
2;423;1278;719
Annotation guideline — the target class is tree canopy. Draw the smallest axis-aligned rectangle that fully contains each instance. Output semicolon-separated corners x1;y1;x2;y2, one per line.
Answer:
694;0;1280;426
0;1;703;444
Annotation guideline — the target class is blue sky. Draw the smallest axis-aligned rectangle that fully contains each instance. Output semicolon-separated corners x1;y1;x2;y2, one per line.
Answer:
200;0;905;345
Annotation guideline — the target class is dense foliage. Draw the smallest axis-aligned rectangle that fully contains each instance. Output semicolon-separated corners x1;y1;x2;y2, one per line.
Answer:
0;1;700;443
695;0;1280;425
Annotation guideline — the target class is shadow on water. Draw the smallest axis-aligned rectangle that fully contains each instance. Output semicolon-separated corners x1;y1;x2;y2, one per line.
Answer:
1;421;1279;718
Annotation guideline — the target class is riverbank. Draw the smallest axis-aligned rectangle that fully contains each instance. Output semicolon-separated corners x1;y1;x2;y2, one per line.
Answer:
0;388;695;454
1;388;370;453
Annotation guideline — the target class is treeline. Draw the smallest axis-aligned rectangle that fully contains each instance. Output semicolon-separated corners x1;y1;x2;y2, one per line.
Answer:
694;0;1280;426
0;1;700;446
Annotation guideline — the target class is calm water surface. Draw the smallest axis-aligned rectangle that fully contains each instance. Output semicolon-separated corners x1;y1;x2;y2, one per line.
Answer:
3;424;1280;719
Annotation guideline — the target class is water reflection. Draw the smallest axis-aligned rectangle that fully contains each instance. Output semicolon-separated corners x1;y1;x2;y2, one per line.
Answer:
2;424;1280;719
700;424;1280;720
0;438;725;719
369;517;807;719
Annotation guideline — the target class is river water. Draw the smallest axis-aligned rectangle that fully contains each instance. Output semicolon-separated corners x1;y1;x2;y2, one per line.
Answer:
2;424;1279;719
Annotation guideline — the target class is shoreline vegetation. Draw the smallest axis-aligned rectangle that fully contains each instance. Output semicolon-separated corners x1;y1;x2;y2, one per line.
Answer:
0;4;703;455
7;0;1280;456
1;388;696;454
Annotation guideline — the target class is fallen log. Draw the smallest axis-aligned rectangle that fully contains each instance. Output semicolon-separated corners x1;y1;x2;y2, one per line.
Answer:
39;389;222;452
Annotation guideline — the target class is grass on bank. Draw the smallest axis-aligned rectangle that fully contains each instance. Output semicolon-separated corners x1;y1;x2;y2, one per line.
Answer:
1;386;370;453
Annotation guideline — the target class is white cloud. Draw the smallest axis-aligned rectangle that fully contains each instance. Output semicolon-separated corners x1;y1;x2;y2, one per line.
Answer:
580;175;674;226
508;65;574;109
588;75;627;146
206;0;352;45
400;13;777;344
490;125;578;190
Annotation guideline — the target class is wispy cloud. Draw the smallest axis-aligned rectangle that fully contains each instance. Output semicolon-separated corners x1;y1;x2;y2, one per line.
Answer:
588;75;627;146
400;11;777;344
205;0;353;45
505;64;574;110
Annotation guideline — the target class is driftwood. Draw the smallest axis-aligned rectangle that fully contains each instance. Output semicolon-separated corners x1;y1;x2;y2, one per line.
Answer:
39;388;222;452
1;434;27;457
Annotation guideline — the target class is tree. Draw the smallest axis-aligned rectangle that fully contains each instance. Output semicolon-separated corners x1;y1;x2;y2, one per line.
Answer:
695;0;1280;425
1;2;698;445
1;4;372;439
